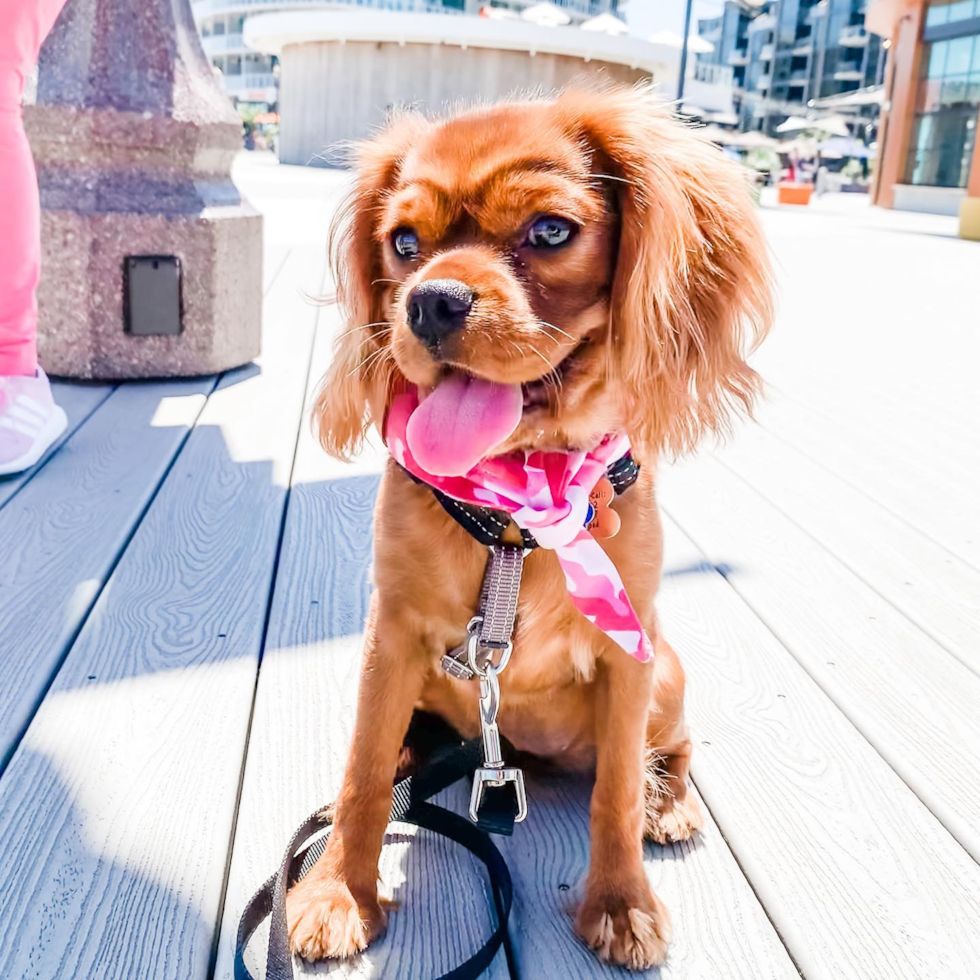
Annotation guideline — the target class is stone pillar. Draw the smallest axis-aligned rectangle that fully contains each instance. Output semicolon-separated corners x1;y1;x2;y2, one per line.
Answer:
24;0;262;379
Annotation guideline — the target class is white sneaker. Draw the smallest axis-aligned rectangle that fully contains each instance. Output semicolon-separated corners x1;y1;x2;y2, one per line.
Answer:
0;367;68;476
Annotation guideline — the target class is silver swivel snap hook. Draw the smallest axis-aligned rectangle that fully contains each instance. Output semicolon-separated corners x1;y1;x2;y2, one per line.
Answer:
468;652;528;825
438;545;529;825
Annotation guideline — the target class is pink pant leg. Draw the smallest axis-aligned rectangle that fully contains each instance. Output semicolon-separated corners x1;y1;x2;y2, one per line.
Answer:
0;0;69;377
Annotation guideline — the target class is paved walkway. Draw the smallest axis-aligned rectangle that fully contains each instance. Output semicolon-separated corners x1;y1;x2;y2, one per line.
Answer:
0;157;977;979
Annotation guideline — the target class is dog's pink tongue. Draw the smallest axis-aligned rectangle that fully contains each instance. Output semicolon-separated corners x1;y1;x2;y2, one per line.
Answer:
406;372;522;476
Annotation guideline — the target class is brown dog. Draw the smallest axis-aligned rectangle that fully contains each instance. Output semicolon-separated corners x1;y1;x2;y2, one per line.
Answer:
287;85;773;970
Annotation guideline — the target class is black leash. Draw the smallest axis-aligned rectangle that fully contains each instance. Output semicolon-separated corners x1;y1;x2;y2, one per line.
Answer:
235;739;517;980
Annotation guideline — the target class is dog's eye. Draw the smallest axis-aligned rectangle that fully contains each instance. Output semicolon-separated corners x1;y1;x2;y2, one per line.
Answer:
525;215;575;249
392;228;419;258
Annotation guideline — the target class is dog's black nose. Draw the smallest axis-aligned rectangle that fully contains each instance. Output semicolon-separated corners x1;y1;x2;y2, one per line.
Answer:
407;279;473;347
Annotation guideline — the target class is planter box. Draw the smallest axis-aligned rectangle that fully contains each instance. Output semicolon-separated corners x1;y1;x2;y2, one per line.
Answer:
777;182;813;206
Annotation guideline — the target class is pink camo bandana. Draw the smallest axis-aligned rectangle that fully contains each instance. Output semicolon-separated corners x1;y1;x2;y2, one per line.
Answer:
385;390;654;662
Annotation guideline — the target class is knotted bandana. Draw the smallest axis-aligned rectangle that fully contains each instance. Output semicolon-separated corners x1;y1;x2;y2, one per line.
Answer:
385;389;654;662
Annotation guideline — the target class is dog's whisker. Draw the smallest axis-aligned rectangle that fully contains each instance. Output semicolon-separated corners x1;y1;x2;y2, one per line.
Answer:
355;328;392;350
528;345;563;397
337;320;394;340
349;342;393;377
590;172;635;186
538;320;575;342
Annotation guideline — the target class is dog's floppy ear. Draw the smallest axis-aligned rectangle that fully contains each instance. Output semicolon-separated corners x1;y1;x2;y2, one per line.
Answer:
314;113;428;459
557;86;774;455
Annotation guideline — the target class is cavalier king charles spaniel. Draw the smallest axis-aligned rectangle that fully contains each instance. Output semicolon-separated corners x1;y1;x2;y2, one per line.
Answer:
287;84;773;970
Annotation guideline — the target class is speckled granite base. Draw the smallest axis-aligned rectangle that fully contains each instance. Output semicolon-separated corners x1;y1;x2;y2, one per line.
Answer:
26;0;263;380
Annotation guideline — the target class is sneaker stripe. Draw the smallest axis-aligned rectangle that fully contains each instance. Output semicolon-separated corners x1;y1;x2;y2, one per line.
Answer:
9;403;46;426
0;417;38;437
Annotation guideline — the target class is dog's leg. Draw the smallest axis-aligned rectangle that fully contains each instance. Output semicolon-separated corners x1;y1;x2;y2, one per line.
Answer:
575;650;671;969
286;596;426;961
644;637;703;844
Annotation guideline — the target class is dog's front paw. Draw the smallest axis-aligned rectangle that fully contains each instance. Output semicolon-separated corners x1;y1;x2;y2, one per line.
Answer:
645;791;703;844
575;883;671;970
286;871;386;962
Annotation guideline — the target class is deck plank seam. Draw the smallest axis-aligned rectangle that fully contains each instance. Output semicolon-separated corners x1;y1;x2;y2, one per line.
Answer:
0;375;220;783
754;416;980;576
707;449;980;680
687;773;807;980
264;247;293;298
206;272;326;980
0;383;118;515
661;500;980;870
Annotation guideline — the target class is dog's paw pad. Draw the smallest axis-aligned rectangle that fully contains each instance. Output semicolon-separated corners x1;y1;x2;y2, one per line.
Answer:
645;793;704;844
286;875;385;962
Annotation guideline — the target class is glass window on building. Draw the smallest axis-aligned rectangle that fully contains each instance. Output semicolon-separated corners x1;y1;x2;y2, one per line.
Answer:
213;20;226;36
925;0;980;27
230;15;245;33
226;55;241;76
905;32;980;186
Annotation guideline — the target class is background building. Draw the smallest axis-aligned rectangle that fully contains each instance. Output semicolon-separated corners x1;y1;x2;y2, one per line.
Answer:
867;0;980;218
192;0;626;105
244;9;672;165
696;0;885;133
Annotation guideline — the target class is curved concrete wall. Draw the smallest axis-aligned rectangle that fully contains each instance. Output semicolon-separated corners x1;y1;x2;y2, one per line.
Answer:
278;41;648;165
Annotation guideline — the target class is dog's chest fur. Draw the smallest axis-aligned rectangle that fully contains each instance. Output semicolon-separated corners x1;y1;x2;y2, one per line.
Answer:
372;460;663;768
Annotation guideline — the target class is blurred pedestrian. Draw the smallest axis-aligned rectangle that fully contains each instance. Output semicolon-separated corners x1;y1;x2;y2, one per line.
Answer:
0;0;68;475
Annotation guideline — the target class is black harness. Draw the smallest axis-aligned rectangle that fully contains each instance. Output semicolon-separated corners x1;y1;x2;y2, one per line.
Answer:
406;451;641;549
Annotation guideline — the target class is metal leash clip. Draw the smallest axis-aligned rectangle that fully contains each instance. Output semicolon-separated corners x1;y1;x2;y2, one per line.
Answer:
468;643;527;825
439;545;528;826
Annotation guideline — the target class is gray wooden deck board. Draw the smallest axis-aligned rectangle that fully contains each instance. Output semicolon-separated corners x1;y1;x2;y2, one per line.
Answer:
214;311;511;980
754;397;980;572
2;167;977;980
714;422;980;676
660;454;980;864
0;378;214;771
657;513;980;980
498;774;799;980
0;380;114;511
0;245;323;980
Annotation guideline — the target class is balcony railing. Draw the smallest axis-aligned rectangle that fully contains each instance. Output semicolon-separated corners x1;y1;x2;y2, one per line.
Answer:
834;67;864;81
693;62;734;85
839;24;869;47
790;69;809;82
728;49;749;66
759;43;774;60
792;40;813;55
748;13;776;33
220;71;278;92
201;32;249;54
756;73;771;89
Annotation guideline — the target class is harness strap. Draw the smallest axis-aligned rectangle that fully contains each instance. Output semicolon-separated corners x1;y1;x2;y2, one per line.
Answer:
403;452;640;551
477;545;524;649
235;740;513;980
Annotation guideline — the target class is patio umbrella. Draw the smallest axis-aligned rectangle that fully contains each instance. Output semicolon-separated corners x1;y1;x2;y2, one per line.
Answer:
812;114;853;137
649;29;715;53
818;136;871;158
521;2;571;26
580;12;629;34
698;124;735;144
777;137;819;157
731;130;778;148
775;115;811;133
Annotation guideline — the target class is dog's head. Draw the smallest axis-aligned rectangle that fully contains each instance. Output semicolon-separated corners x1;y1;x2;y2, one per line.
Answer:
317;86;773;464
